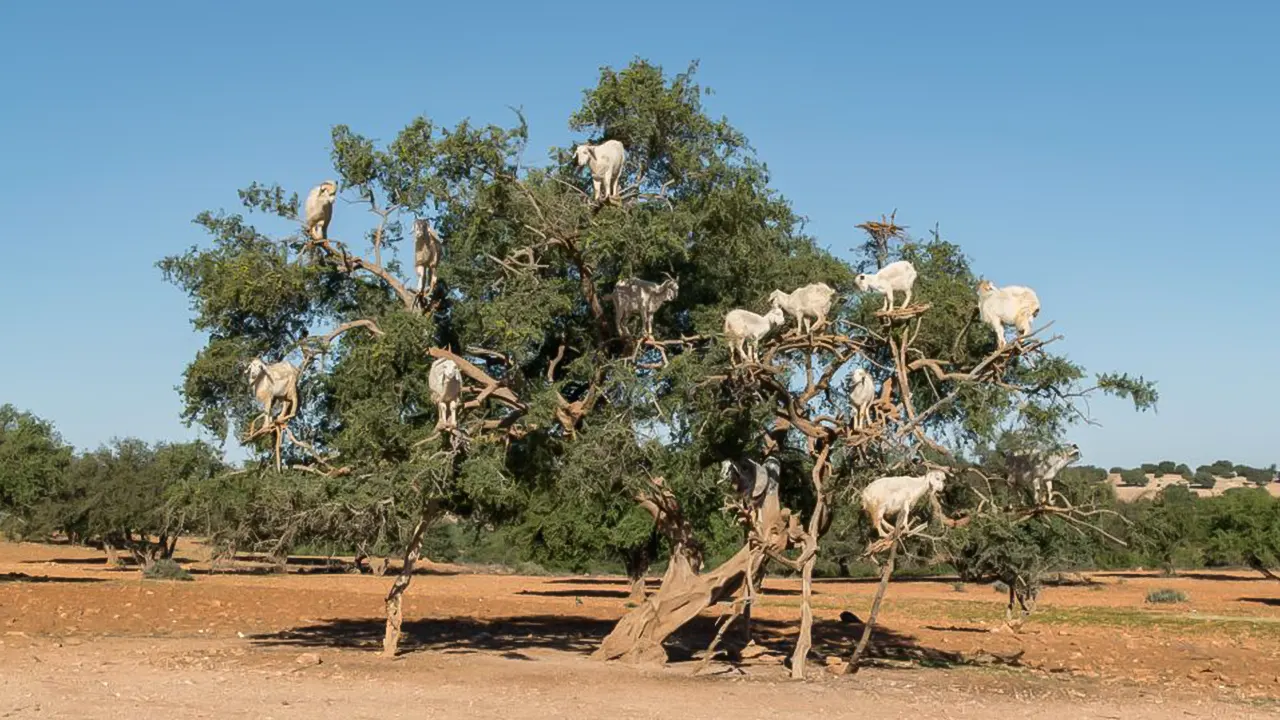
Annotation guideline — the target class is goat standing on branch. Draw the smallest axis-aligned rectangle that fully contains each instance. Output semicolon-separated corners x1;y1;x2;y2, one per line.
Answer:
848;368;875;430
246;358;300;432
977;279;1041;349
860;469;946;538
612;275;678;338
428;357;463;430
721;457;781;509
573;139;626;203
1006;443;1080;506
413;218;443;298
769;282;837;334
853;260;917;311
304;180;337;241
723;306;786;365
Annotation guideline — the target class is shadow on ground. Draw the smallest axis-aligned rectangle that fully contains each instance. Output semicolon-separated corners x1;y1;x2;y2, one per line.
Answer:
0;572;106;584
1240;597;1280;607
249;612;999;671
1099;571;1271;583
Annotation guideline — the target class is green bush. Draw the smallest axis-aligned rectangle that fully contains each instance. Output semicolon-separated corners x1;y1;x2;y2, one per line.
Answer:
1109;467;1126;475
1145;588;1186;604
1120;469;1149;487
1156;461;1178;475
143;558;193;582
1191;470;1216;488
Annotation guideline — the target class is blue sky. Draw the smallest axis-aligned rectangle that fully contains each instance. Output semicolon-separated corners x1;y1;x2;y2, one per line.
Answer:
0;2;1276;468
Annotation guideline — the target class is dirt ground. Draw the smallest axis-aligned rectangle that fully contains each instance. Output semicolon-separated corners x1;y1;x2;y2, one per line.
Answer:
2;541;1279;719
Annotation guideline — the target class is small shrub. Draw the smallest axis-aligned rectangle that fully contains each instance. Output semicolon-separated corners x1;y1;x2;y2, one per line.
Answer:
1145;588;1187;604
951;582;966;593
143;558;193;582
992;580;1009;593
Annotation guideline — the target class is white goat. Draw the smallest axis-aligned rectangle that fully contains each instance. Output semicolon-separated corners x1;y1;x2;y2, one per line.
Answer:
413;219;443;296
723;306;787;365
304;180;337;241
428;358;463;430
612;276;679;338
246;358;300;428
572;139;626;203
976;280;1041;348
849;368;875;430
860;470;946;538
1006;443;1079;505
853;260;918;311
769;282;837;334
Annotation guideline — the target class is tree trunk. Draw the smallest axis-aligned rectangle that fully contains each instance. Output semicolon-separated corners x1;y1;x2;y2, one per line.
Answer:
595;543;761;664
103;540;123;568
596;486;800;665
383;501;440;658
623;530;658;605
789;445;831;680
845;537;897;673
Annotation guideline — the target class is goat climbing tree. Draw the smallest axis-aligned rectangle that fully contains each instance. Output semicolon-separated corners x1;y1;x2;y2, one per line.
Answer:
161;58;1156;670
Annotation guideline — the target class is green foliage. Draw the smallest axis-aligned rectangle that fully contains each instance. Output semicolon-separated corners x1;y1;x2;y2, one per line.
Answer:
1156;461;1178;475
1120;468;1150;487
950;513;1093;605
1134;485;1201;573
1191;470;1216;488
1145;588;1187;604
1200;488;1280;572
0;405;73;537
34;438;226;565
143;558;194;581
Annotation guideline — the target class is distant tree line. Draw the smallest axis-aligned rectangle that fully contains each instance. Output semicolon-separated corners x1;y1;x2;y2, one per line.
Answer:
1103;460;1277;488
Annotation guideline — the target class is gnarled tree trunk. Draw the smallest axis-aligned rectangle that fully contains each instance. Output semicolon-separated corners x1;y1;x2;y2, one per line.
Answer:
596;480;800;664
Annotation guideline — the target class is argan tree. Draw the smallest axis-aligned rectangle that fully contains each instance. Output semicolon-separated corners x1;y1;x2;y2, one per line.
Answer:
161;58;1156;669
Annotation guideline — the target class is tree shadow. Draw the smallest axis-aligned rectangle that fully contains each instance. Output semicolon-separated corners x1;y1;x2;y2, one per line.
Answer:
1097;571;1267;582
1239;597;1280;607
24;556;198;567
810;575;961;586
0;572;106;584
922;624;992;634
666;616;988;670
250;612;1003;671
518;588;632;599
249;614;616;656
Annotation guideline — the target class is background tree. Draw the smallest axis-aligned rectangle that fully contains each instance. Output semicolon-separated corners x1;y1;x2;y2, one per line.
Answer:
0;405;73;538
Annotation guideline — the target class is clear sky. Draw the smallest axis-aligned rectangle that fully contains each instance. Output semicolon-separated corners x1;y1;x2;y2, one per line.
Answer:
0;2;1276;468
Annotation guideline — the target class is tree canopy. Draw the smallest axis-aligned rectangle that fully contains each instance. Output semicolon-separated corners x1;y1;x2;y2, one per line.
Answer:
155;58;1164;671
